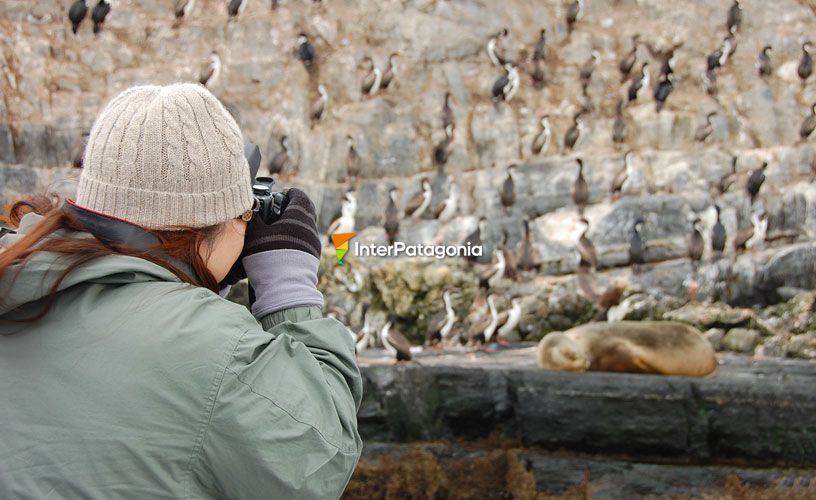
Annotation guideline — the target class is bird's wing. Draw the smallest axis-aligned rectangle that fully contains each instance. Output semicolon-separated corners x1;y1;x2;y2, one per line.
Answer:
388;329;413;356
404;190;424;215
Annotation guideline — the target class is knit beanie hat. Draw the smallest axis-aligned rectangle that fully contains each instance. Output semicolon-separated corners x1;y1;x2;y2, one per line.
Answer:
75;83;254;230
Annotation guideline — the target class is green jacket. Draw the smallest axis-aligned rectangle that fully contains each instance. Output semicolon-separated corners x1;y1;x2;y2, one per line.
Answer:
0;213;362;499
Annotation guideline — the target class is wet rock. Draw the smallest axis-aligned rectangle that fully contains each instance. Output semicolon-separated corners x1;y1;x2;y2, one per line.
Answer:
722;328;760;354
705;328;725;351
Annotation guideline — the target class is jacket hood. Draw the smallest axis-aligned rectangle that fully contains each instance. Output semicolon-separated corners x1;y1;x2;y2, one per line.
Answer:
0;212;184;317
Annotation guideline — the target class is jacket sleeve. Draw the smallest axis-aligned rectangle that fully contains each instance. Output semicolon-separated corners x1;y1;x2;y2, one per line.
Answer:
195;305;363;500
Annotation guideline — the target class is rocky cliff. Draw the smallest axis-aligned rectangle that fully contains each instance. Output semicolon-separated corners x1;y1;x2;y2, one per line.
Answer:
3;0;816;349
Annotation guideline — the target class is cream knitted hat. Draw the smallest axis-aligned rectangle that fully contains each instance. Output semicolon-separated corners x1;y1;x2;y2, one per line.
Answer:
76;83;254;230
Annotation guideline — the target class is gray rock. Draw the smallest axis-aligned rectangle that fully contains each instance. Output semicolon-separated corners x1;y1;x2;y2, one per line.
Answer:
705;328;725;351
722;328;760;353
787;333;816;360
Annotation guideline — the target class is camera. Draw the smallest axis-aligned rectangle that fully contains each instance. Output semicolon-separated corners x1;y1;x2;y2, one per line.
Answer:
244;144;288;224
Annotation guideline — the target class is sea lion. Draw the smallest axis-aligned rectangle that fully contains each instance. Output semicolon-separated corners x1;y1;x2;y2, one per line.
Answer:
537;321;717;376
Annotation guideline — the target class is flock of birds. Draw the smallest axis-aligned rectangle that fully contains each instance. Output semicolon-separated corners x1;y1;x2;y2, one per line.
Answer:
61;0;816;361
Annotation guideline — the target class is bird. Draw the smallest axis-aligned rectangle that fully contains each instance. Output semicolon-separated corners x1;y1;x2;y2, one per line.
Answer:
268;135;289;176
327;191;357;236
91;0;110;34
572;159;589;213
712;205;726;255
517;217;541;272
798;41;813;84
746;162;767;204
463;217;488;265
576;217;597;269
757;45;772;79
433;124;455;171
345;135;360;182
611;150;635;197
629;218;646;268
734;210;767;253
404;178;432;219
198;51;221;88
71;130;90;169
174;0;195;25
619;35;640;82
427;290;456;346
654;73;675;112
717;156;739;195
533;29;546;61
800;102;816;142
702;68;719;98
694;112;717;143
433;182;458;221
563;110;585;152
380;53;398;90
441;92;455;131
381;314;413;362
496;297;522;341
627;62;650;103
360;56;382;96
310;84;328;125
531;58;547;89
296;33;316;69
68;0;88;34
384;186;400;244
612;99;627;148
499;164;516;214
354;304;372;352
482;295;511;344
688;217;705;263
499;230;518;281
467;295;495;345
227;0;247;18
726;0;742;33
491;63;520;102
579;49;601;93
724;26;738;60
531;115;552;155
707;37;731;71
566;0;584;34
486;28;509;67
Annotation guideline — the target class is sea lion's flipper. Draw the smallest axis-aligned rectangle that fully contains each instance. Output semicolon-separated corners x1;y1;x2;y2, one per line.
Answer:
592;339;661;374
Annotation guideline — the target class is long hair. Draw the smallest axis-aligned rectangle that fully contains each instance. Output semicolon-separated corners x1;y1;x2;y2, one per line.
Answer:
0;192;224;324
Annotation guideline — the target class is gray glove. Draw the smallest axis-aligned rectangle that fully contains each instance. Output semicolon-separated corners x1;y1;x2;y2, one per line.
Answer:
240;188;324;319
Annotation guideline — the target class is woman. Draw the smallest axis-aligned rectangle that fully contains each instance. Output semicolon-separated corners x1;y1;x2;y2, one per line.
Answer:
0;83;362;499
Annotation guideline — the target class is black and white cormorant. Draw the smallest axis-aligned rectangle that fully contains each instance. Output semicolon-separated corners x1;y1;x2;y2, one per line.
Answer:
428;290;456;346
629;218;646;268
707;37;731;71
353;303;372;352
491;63;520;102
688;217;704;264
310;84;328;125
531;58;546;89
746;162;767;204
499;164;516;214
517;217;541;272
381;314;412;362
566;0;584;34
579;49;600;93
500;230;518;281
496;297;522;341
463;216;487;265
360;56;381;96
654;73;675;112
800;102;816;142
442;92;454;131
572;159;589;213
479;250;506;290
799;41;813;84
702;68;719;98
533;29;546;62
612;99;627;147
619;34;640;82
268;135;289;176
68;0;87;34
531;114;552;155
563;111;585;151
734;210;768;253
712;205;726;254
91;0;110;34
694;112;717;143
717;156;738;195
611;150;634;197
726;0;742;33
227;0;247;18
627;62;650;103
757;45;772;79
384;186;400;245
433;124;454;170
297;33;316;69
404;178;432;219
725;26;738;59
576;217;597;269
198;51;221;87
486;28;509;67
174;0;195;24
433;182;458;221
380;53;398;90
345;135;360;181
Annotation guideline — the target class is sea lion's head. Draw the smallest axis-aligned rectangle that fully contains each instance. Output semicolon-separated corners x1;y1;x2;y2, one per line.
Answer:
537;332;589;372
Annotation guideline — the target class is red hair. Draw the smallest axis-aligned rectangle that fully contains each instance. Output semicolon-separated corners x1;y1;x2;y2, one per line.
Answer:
0;192;223;324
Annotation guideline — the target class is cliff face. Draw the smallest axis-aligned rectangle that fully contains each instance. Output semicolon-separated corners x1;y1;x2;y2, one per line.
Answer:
2;0;816;310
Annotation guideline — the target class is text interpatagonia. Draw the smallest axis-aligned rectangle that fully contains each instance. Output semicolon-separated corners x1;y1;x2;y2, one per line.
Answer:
353;241;483;259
